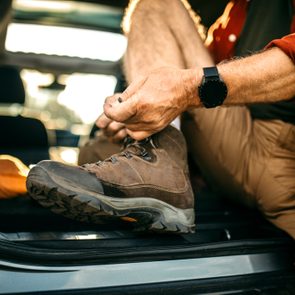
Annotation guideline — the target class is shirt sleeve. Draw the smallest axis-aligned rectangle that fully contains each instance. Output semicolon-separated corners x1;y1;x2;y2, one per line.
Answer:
265;33;295;63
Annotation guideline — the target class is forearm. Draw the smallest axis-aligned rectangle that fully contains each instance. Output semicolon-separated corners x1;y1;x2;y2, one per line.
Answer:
103;47;294;140
219;47;295;105
187;47;295;108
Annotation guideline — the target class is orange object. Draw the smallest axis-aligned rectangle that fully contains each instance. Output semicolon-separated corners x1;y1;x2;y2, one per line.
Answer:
121;216;137;223
0;155;29;199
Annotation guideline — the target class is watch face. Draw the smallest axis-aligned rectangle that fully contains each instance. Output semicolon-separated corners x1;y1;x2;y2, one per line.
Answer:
199;79;228;108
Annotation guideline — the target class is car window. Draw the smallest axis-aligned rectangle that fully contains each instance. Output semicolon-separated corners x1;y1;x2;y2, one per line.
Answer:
4;0;126;136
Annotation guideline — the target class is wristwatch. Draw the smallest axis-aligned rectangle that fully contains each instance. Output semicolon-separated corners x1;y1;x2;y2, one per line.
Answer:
198;66;228;108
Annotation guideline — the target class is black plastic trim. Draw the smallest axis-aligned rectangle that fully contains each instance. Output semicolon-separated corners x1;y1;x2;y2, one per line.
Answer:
0;237;294;266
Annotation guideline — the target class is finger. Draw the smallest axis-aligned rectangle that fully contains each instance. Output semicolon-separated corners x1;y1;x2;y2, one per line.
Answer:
103;77;144;108
126;129;152;141
125;120;163;131
119;75;146;102
103;93;125;116
124;123;150;131
103;93;123;104
103;76;146;122
96;113;112;129
111;128;128;143
104;94;138;122
104;121;125;137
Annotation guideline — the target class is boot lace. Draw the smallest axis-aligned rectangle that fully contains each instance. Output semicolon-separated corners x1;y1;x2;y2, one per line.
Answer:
94;136;155;166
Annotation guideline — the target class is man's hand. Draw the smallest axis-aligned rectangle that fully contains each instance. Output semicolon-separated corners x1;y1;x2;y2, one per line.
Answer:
103;67;200;140
96;94;128;143
96;113;128;143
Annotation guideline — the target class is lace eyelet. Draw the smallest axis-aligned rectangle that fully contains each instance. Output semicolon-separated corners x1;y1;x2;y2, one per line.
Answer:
110;156;118;164
142;154;152;161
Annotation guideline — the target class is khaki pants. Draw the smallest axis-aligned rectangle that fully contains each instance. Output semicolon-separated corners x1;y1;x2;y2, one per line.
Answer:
182;106;295;239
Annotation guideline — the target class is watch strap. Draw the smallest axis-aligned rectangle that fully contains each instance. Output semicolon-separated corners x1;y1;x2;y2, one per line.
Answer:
203;66;219;79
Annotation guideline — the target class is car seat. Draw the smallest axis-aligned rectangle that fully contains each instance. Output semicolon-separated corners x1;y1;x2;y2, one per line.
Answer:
0;65;50;165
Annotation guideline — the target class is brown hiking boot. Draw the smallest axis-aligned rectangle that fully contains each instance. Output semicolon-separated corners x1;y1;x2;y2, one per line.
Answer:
78;131;121;165
26;126;195;233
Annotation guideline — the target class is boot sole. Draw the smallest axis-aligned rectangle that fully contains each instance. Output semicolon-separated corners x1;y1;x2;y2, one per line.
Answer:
27;166;195;234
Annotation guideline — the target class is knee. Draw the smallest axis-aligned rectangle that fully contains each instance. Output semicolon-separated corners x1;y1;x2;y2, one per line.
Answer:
133;0;178;12
257;192;295;239
122;0;179;34
256;187;295;222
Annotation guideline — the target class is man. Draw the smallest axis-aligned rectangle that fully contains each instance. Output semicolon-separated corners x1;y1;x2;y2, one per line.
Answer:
27;0;295;237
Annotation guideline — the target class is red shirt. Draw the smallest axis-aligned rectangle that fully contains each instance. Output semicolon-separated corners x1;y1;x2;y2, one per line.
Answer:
206;0;295;63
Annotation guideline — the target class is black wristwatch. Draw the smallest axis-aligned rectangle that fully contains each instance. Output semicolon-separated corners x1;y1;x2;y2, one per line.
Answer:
198;66;228;108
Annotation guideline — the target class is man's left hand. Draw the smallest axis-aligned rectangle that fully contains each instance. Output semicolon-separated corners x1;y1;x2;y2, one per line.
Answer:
103;67;200;140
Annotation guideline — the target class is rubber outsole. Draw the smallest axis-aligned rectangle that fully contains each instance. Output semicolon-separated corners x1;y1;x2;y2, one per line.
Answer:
26;166;195;234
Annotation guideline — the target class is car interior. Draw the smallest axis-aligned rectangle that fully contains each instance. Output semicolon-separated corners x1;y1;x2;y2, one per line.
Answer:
0;0;294;294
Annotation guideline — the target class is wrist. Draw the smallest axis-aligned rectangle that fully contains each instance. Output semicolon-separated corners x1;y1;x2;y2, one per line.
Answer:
184;68;202;108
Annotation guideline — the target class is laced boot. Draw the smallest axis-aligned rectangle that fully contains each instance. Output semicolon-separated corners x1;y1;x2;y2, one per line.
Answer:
27;125;195;233
78;131;121;165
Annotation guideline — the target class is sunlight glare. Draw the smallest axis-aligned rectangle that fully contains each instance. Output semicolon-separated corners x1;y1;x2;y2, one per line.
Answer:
57;74;117;124
6;23;127;61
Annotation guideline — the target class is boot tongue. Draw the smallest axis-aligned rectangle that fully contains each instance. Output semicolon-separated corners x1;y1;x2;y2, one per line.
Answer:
123;136;150;149
83;136;155;169
122;136;153;160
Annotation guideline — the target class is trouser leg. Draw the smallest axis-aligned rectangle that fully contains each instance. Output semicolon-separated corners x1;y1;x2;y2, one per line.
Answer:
182;109;295;238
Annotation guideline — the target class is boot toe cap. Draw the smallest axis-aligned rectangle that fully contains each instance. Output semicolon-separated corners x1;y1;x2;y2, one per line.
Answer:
27;160;104;195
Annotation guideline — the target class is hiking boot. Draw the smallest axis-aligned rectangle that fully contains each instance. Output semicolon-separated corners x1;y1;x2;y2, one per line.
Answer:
27;125;195;233
78;131;122;165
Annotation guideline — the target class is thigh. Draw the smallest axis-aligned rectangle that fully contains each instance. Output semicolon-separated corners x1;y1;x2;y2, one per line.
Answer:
182;107;295;238
182;106;256;207
254;122;295;238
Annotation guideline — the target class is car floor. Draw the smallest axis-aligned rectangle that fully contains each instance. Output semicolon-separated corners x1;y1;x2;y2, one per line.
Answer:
0;186;291;243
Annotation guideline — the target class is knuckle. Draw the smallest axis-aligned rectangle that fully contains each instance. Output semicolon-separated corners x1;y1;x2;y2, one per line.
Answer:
104;96;112;104
115;129;127;141
96;120;103;128
121;88;131;99
97;115;109;128
109;122;119;132
131;134;142;141
103;105;115;120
